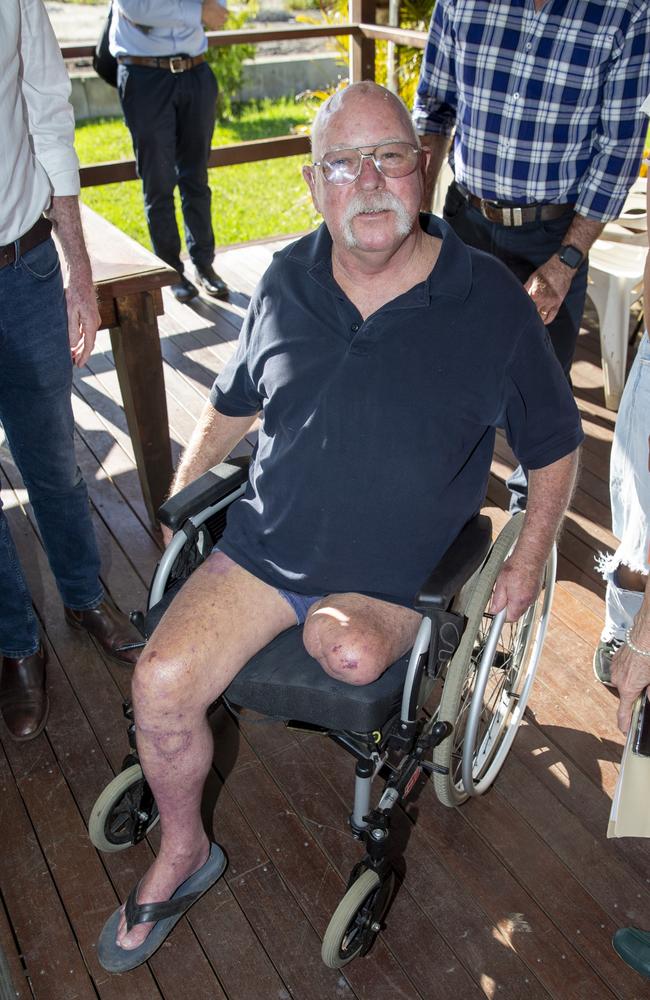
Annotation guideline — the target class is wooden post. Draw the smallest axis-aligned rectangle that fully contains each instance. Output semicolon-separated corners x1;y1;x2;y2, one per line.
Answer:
349;0;376;83
110;291;174;526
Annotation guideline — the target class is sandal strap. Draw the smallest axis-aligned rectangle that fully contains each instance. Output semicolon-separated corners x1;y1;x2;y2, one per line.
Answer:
125;881;203;930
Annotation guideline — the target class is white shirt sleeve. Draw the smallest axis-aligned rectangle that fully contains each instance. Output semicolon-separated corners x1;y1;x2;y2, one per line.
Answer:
19;0;80;197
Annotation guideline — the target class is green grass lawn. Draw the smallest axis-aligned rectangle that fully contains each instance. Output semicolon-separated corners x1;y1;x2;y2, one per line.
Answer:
75;98;320;251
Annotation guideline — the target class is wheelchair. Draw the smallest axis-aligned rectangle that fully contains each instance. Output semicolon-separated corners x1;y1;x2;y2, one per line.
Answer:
88;457;556;968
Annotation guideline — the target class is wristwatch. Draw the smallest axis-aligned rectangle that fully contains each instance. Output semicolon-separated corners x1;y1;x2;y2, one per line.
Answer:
557;244;584;269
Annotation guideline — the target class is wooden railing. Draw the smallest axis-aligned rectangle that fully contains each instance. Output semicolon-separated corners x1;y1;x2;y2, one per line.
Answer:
62;2;427;189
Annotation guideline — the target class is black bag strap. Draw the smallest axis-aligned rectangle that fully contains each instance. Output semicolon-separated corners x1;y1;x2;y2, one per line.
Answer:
92;1;118;88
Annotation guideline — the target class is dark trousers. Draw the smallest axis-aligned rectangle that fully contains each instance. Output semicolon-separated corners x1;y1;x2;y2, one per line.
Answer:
118;61;218;275
442;180;588;510
0;237;103;655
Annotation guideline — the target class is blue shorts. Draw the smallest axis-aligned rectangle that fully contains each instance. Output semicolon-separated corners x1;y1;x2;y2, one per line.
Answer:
210;546;322;624
278;588;323;625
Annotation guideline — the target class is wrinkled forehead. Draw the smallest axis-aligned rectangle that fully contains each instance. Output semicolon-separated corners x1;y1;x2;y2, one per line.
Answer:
312;87;417;159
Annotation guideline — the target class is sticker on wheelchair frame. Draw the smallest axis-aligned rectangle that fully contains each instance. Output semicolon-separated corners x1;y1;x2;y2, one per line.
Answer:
404;766;423;799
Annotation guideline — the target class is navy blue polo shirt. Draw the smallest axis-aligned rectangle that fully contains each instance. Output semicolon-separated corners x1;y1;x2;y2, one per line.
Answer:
209;215;583;607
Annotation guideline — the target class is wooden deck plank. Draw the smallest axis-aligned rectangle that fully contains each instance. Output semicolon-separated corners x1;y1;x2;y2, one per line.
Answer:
0;745;97;1000
0;893;29;1000
227;754;424;1000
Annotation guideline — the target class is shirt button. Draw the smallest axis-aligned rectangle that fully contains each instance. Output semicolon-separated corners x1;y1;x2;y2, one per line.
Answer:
513;92;520;101
351;322;360;332
525;42;531;51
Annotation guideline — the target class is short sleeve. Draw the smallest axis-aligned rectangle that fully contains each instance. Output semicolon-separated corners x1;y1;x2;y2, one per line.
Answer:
501;317;584;469
209;299;263;416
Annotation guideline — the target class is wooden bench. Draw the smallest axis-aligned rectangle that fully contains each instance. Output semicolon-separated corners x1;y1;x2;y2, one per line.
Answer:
79;204;177;526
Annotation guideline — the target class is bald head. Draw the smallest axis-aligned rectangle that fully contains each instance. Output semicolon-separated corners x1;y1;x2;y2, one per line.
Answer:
311;82;418;160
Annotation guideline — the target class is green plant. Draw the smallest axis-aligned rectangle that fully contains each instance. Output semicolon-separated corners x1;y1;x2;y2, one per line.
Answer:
205;3;257;119
308;0;434;108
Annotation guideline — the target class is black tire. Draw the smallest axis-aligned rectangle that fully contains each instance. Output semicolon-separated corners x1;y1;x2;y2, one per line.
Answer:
321;869;394;968
88;764;159;853
432;514;555;806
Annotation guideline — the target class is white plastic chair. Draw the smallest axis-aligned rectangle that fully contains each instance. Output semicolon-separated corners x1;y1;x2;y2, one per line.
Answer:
432;159;455;217
586;239;646;410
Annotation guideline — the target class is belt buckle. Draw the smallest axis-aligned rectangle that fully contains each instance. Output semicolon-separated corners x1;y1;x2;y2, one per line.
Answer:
480;200;523;227
169;56;185;73
502;205;523;227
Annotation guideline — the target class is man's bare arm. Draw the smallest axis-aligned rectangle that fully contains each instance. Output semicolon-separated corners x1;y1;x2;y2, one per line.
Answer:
490;449;580;621
419;133;453;212
611;574;650;733
525;215;604;325
171;401;258;496
161;402;258;545
46;195;100;368
202;0;228;30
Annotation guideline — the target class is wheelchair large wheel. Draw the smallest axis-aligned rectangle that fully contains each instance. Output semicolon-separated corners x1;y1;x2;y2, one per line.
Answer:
432;514;555;807
89;764;159;852
321;869;394;969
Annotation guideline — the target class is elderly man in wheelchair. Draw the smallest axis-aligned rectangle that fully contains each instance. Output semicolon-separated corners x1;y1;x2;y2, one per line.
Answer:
95;82;583;973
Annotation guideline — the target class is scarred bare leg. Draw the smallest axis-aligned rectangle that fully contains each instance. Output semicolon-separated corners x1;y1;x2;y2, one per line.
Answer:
303;592;421;686
114;551;295;952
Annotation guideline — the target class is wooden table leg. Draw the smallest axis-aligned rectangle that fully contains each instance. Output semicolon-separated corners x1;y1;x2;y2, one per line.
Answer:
110;291;174;526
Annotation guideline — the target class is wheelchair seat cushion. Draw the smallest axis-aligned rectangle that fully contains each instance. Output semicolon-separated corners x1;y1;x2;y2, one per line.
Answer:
144;589;410;733
226;625;411;732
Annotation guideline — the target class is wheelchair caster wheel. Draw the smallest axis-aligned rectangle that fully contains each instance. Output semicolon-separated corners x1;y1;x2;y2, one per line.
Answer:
88;763;159;852
321;868;394;968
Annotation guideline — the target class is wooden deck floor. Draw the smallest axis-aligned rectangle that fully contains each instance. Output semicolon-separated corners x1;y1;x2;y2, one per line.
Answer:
1;236;649;1000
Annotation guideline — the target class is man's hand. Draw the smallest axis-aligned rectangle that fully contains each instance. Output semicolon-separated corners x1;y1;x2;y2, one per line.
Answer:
202;0;227;30
46;195;100;367
489;554;544;622
524;214;603;325
524;256;573;326
611;645;650;734
161;524;173;548
66;270;101;368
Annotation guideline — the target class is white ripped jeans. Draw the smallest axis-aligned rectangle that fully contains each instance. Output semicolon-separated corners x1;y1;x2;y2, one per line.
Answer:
597;331;650;641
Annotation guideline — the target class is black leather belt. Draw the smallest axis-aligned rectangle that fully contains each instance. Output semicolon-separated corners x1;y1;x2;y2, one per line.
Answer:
455;182;573;227
0;217;52;269
117;53;206;73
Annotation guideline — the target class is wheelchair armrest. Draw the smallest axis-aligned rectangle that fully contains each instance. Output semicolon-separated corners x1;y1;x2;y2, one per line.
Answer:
414;514;493;612
158;456;250;531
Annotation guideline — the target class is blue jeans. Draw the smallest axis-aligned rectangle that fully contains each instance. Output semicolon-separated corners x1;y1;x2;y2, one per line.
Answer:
118;61;218;275
0;236;103;657
443;181;588;511
598;331;650;641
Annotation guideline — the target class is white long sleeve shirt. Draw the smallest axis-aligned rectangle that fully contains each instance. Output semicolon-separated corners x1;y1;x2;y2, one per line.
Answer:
0;0;80;244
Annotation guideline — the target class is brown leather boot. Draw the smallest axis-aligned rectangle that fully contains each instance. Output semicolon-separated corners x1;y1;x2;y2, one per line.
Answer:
64;601;144;666
0;645;49;741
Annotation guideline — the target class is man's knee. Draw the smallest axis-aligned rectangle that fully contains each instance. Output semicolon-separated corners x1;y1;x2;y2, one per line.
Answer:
303;618;386;686
131;644;198;714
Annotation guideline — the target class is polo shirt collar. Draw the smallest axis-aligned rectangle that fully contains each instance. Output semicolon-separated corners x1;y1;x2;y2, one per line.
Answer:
286;214;473;305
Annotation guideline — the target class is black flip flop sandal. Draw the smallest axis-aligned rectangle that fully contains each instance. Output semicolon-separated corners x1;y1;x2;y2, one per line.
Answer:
98;842;227;973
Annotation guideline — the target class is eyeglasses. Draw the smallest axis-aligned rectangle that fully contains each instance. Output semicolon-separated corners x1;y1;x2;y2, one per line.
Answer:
312;141;421;185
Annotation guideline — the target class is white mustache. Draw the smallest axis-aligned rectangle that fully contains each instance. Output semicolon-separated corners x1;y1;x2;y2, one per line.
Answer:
342;191;406;223
341;192;413;249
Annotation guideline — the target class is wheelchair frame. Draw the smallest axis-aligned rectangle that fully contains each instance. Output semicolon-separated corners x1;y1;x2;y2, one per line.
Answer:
88;458;556;968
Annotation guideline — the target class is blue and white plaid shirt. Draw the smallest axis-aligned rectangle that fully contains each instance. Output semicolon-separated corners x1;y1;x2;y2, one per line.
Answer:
413;0;650;220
